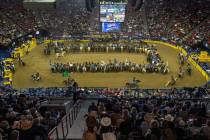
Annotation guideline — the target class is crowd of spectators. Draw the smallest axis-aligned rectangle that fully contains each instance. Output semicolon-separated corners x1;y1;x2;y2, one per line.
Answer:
168;0;209;44
84;91;210;140
0;1;91;47
0;87;68;140
0;2;36;47
0;84;209;140
0;10;24;46
123;5;147;36
2;86;209;101
146;0;173;38
0;0;209;49
183;20;210;48
123;0;209;48
3;5;37;32
34;7;90;36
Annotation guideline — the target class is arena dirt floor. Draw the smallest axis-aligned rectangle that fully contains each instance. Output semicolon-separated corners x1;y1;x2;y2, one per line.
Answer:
12;42;207;89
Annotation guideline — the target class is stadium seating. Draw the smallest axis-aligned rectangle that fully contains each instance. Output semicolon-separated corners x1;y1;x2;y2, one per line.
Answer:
85;93;210;140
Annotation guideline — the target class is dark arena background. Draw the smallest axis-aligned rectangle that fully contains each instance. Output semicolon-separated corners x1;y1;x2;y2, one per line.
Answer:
0;0;210;140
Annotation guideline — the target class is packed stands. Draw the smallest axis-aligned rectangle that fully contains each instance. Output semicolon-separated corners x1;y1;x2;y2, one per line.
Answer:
183;19;210;49
168;0;209;43
0;0;209;48
146;0;173;38
0;13;24;47
34;8;90;36
123;5;146;36
0;86;210;139
0;86;83;140
85;92;210;140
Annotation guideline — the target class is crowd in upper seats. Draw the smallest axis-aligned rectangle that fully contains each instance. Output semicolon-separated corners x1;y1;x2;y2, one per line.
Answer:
0;7;25;46
124;0;209;48
0;0;91;46
183;20;210;48
123;5;147;36
0;0;209;48
0;3;35;47
34;7;90;36
84;92;210;140
146;0;173;38
168;0;209;44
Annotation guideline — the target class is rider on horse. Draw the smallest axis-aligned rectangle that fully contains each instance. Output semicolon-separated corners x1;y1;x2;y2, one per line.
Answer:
32;73;41;81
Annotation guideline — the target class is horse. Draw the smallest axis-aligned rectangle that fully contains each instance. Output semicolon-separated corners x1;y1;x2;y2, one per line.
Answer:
55;51;66;59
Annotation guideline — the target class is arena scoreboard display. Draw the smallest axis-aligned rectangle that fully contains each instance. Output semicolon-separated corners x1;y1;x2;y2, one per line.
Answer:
100;4;126;22
100;3;125;32
102;22;121;32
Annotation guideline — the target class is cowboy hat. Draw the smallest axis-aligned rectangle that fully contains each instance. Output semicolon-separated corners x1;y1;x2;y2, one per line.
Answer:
165;114;174;122
144;113;154;123
178;120;185;127
101;117;111;127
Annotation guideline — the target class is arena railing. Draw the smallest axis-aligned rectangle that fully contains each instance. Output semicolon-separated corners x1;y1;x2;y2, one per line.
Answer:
48;100;82;140
10;87;210;98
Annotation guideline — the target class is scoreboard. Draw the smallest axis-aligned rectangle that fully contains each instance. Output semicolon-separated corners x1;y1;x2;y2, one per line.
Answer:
102;22;121;32
100;4;126;23
100;3;126;32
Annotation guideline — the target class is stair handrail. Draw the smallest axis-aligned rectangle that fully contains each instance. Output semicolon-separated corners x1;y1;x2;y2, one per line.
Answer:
48;100;82;140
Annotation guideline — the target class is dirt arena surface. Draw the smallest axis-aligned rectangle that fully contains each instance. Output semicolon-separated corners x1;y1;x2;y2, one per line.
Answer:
12;43;207;89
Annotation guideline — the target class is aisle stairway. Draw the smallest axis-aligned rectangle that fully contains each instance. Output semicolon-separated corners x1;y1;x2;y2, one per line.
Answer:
66;100;94;140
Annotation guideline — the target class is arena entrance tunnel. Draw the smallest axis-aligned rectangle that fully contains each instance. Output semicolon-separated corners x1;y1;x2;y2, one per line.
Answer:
12;39;209;89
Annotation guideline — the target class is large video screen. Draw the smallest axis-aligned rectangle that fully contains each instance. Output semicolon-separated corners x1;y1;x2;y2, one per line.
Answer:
102;22;121;32
100;4;125;22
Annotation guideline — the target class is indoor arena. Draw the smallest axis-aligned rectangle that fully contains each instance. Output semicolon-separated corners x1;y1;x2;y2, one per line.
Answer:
0;0;209;140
